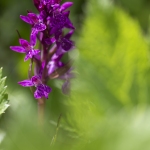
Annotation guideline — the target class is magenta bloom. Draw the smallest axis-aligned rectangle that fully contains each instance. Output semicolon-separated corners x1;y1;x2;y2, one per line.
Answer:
20;13;46;32
46;2;75;34
20;13;46;45
56;30;74;55
10;39;40;61
45;30;74;55
18;61;51;99
47;53;63;75
18;75;51;99
50;11;74;34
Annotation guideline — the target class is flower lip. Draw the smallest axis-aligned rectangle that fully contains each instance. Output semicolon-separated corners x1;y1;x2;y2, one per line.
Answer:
34;84;52;99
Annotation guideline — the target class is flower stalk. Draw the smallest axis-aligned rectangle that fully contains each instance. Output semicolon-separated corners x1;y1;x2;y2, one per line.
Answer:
38;98;46;125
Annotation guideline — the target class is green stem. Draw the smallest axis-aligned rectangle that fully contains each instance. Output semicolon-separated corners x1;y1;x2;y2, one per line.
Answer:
37;98;46;126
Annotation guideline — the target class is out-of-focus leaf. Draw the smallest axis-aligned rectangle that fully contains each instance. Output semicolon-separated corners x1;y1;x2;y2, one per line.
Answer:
78;0;150;107
0;67;9;116
64;0;150;137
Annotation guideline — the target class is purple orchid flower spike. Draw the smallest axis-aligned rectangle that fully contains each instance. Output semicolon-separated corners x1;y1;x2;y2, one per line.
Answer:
18;62;51;99
11;0;75;100
10;38;40;61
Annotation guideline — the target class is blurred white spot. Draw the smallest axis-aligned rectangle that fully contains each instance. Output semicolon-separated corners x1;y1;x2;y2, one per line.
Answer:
98;0;113;9
0;131;5;144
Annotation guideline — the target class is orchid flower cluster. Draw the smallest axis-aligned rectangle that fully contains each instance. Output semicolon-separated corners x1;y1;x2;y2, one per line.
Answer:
10;0;75;99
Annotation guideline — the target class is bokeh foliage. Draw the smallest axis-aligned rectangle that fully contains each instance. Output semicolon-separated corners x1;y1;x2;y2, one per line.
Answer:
1;0;150;149
0;68;9;116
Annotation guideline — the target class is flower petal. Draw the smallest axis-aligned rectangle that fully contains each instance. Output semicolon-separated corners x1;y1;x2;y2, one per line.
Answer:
64;30;74;39
34;84;51;99
63;11;70;17
65;18;75;29
24;50;40;61
30;28;38;46
60;2;73;12
31;75;41;84
34;89;43;99
43;0;51;5
34;23;46;31
34;53;41;60
33;0;41;11
51;3;60;10
28;13;39;24
31;50;40;55
24;54;32;61
39;61;45;78
10;46;26;53
39;10;47;20
43;85;51;99
19;39;31;50
61;38;73;51
50;27;58;34
44;37;56;45
47;61;57;75
18;80;34;87
20;15;33;24
44;85;51;93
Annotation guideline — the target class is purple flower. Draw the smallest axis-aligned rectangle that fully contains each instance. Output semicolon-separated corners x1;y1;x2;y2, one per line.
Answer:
18;76;51;99
20;13;46;44
20;13;46;31
18;61;51;99
51;2;73;11
45;30;74;55
50;12;74;34
47;53;63;75
50;2;75;34
59;2;73;11
56;30;74;55
10;39;40;61
42;0;51;5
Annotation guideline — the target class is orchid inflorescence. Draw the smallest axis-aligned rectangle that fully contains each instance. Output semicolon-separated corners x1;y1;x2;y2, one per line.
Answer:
10;0;75;99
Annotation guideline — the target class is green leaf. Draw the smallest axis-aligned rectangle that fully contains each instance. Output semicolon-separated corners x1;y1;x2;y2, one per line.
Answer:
77;0;150;107
64;0;150;136
0;67;9;116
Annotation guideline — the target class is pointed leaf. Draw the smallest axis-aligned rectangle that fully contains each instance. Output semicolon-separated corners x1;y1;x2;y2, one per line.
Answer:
0;68;9;116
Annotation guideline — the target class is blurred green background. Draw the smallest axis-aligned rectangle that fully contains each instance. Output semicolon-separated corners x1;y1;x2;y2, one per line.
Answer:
1;0;150;149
